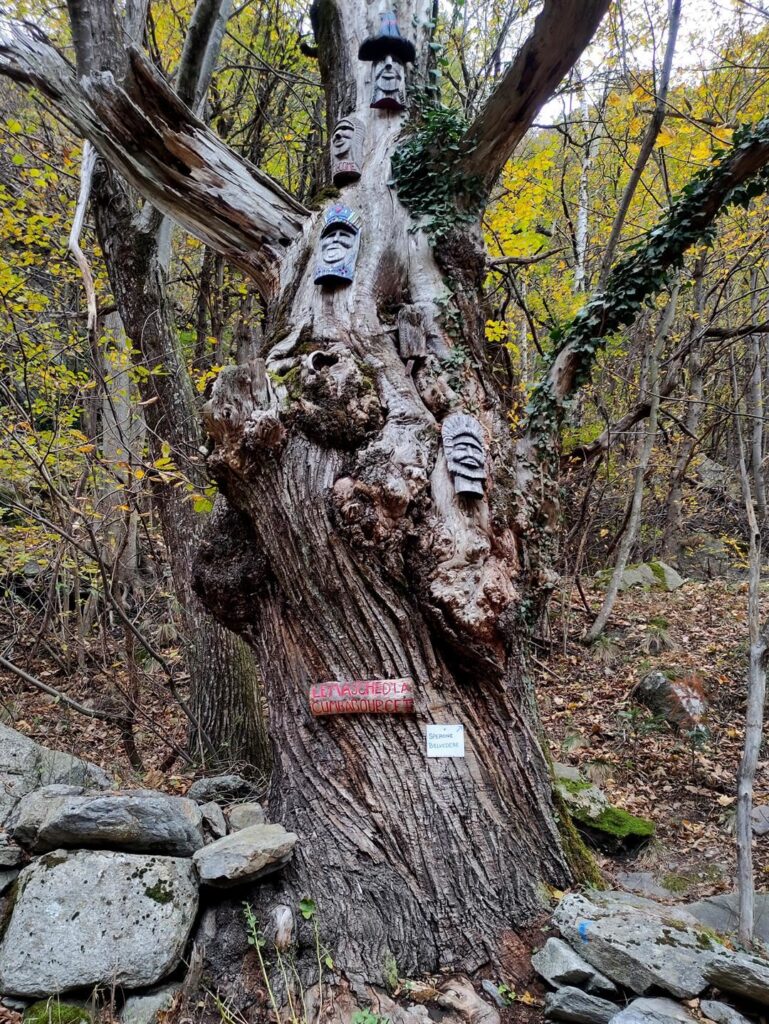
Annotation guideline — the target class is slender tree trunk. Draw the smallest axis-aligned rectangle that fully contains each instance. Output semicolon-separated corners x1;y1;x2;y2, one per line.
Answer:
588;285;679;640
731;352;767;948
573;80;595;294
100;311;145;601
660;263;705;558
747;269;767;522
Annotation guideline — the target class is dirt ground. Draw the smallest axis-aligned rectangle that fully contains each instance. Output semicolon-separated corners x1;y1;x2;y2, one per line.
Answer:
537;575;769;897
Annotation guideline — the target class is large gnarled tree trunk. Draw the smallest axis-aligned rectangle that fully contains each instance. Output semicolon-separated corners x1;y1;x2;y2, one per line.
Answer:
191;0;602;985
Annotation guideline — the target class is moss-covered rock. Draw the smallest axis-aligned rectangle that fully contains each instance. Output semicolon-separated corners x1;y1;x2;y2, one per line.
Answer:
549;762;603;886
552;787;604;888
571;801;655;854
23;1001;91;1024
596;561;684;592
553;763;654;854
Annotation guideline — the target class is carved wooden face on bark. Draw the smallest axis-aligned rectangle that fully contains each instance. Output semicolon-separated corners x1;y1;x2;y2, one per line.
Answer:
331;117;364;186
371;56;407;111
314;204;362;286
442;413;487;497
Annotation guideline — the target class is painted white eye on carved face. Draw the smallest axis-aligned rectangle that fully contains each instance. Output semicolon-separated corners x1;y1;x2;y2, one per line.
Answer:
321;226;355;265
375;55;403;90
332;121;354;157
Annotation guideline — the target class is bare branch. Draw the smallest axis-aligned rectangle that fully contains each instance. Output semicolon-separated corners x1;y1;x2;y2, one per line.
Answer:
704;320;769;339
597;0;682;286
459;0;612;193
0;18;310;296
68;141;97;332
0;653;125;723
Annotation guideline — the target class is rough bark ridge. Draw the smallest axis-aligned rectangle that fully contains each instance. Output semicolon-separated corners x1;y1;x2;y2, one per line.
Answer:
194;0;570;993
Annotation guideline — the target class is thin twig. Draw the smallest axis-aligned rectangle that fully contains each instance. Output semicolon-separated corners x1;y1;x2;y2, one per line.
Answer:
0;653;125;723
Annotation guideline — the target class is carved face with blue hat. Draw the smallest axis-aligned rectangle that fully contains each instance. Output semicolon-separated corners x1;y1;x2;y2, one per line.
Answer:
314;204;362;287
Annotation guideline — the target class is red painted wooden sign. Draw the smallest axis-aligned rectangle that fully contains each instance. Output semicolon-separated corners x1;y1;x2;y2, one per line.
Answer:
309;678;415;716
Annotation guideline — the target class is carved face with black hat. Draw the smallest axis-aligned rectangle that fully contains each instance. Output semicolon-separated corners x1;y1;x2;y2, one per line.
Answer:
358;11;415;111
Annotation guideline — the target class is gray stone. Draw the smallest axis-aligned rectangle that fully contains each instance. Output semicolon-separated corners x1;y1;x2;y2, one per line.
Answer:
200;801;227;840
608;562;684;593
7;785;204;856
532;938;618;997
552;765;606;819
649;562;685;591
543;986;617;1024
187;774;257;805
700;1001;753;1024
695;457;738;496
226;802;265;831
0;831;25;867
1;995;28;1011
705;949;769;1003
0;868;18;895
0;722;110;825
632;671;708;732
480;981;507;1008
553;891;723;998
193;823;297;887
554;764;583;783
752;804;769;836
587;891;698;924
685;892;769;946
609;997;696;1024
616;872;682;901
0;849;198;996
120;983;181;1024
617;564;658;590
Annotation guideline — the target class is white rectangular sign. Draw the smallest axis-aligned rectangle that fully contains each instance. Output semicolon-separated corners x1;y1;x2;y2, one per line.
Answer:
426;723;465;758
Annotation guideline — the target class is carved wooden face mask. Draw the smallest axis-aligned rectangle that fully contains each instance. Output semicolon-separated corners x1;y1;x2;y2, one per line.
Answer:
358;11;414;112
314;204;362;286
371;56;406;111
442;413;487;497
331;117;364;186
322;226;356;264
